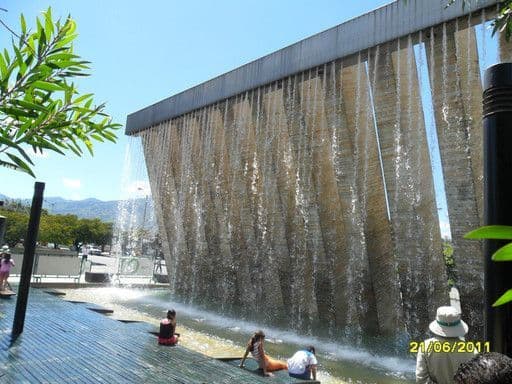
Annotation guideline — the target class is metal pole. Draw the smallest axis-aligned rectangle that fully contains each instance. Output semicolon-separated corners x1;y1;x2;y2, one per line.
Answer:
483;63;512;356
0;215;6;246
12;182;45;336
0;200;6;246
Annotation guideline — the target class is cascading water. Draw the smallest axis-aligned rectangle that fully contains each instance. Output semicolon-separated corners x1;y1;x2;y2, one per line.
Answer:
110;135;158;283
131;9;503;356
424;19;485;339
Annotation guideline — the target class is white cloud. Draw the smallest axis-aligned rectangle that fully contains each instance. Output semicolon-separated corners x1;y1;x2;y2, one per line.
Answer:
62;178;82;189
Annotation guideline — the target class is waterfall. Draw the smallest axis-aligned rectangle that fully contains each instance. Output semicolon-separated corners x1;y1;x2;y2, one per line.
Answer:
134;9;500;343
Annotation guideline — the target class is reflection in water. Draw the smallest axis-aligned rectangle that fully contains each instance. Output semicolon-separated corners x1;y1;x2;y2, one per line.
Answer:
61;287;415;384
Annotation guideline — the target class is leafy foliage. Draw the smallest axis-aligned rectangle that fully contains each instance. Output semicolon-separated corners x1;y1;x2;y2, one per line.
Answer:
495;1;512;41
0;8;120;176
407;0;512;41
0;204;113;249
451;0;512;40
0;208;29;247
442;241;457;287
464;225;512;306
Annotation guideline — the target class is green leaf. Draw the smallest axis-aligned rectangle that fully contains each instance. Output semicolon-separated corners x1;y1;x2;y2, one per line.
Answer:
66;136;83;156
16;121;33;140
38;28;47;57
44;8;55;38
64;18;77;35
20;14;27;35
26;35;36;53
33;138;65;155
0;53;8;78
73;93;93;104
493;289;512;307
0;159;24;173
492;243;512;261
6;153;35;177
0;106;38;118
13;45;27;76
3;48;10;63
465;225;512;240
102;130;118;143
12;99;48;112
84;139;93;155
46;53;79;61
32;80;65;92
61;71;88;77
12;145;34;166
54;33;78;49
90;133;104;142
0;135;19;149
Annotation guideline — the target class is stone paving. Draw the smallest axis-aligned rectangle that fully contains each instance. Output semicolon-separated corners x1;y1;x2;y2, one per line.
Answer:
0;288;315;383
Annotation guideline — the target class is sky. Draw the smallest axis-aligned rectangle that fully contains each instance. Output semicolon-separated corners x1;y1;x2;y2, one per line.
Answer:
0;0;393;201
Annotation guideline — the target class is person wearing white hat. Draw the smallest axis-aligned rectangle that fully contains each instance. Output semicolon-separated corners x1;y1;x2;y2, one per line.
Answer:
416;306;477;384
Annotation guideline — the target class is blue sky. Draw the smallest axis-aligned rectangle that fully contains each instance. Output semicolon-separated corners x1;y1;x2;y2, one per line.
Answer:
0;0;392;201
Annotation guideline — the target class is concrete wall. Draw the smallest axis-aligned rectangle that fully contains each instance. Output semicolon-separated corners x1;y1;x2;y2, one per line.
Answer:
126;0;497;134
128;0;497;340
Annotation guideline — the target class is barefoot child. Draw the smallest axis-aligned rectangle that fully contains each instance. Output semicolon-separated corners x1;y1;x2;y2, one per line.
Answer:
0;252;15;291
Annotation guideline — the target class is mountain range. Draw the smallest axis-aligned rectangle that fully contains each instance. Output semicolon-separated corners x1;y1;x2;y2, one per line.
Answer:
0;193;155;225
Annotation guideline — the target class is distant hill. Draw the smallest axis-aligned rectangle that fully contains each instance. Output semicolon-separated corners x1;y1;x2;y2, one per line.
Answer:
0;193;155;226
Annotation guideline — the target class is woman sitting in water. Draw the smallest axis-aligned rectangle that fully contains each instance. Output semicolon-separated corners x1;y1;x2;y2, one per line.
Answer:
240;330;287;377
158;309;179;345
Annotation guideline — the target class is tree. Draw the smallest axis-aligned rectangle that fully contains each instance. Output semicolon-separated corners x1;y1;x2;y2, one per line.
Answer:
466;226;512;306
491;0;512;40
447;0;512;40
38;213;78;248
72;218;113;250
404;1;512;41
0;7;120;176
0;208;28;246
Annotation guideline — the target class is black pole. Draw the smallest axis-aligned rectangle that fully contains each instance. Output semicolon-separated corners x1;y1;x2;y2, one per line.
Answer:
12;182;45;336
483;63;512;356
0;215;6;246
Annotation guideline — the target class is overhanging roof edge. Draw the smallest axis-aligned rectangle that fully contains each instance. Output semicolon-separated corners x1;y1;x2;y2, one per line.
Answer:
126;0;498;135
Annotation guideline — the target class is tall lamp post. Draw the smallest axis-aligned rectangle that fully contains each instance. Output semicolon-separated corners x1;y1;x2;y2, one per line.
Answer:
0;200;5;246
137;187;149;257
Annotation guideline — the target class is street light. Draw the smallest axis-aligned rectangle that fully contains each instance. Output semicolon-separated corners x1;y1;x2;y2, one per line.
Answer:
137;187;149;258
0;200;5;246
137;187;149;230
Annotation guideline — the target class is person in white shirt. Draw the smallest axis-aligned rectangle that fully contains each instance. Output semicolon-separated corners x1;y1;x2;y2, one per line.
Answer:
287;346;318;380
416;306;476;384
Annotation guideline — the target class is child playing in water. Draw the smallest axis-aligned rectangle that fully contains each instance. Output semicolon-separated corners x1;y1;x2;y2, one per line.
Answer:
0;252;15;291
240;330;287;377
158;309;179;345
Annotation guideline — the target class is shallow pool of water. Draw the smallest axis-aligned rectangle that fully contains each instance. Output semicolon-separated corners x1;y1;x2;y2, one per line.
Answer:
60;287;415;384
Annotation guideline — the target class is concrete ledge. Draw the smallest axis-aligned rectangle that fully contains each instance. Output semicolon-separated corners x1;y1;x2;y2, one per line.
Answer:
126;0;497;135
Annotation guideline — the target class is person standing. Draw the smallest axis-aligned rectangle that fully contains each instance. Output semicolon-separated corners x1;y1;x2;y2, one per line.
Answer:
287;346;318;381
416;306;476;384
0;251;15;291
